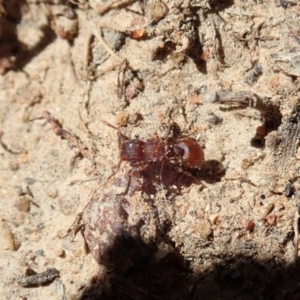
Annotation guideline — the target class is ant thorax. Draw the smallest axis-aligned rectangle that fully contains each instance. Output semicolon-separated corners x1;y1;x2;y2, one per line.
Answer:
142;138;166;162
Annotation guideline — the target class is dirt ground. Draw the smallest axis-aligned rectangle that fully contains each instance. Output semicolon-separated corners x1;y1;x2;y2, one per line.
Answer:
1;0;300;299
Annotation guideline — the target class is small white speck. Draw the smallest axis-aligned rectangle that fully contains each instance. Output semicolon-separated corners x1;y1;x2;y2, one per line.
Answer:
196;133;201;141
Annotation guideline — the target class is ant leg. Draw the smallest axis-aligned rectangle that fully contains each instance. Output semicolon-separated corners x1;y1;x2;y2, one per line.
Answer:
176;168;205;193
159;161;168;202
43;111;94;162
161;122;181;140
119;164;146;196
103;159;123;187
119;171;132;196
101;121;129;186
58;212;84;239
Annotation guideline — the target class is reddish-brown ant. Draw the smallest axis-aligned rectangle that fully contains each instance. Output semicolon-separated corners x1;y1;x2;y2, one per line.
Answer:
103;121;204;167
103;121;205;194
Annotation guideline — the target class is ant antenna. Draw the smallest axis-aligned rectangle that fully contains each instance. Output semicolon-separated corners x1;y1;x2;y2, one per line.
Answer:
101;120;128;140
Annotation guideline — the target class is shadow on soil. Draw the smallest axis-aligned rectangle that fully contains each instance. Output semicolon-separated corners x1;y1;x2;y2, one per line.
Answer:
78;153;297;300
79;230;300;300
0;1;56;73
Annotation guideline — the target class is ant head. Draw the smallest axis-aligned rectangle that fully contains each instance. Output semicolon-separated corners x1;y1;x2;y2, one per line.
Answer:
173;139;204;168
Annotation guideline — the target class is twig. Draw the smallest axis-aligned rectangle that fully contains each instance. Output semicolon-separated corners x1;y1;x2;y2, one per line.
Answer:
201;90;280;118
18;268;59;287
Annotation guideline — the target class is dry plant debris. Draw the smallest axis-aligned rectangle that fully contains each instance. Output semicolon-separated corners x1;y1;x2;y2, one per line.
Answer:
18;268;60;288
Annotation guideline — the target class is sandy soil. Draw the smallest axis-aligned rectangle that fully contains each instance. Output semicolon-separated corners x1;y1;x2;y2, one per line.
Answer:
1;0;300;299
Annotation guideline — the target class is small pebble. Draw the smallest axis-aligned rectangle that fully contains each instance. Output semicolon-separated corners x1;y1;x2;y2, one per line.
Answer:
102;28;125;51
46;187;58;198
130;16;145;28
9;161;19;171
22;111;30;123
190;94;201;104
72;268;80;274
207;112;222;125
131;28;147;39
15;212;26;225
73;249;82;257
115;112;129;126
200;88;217;103
19;152;28;164
0;229;16;250
14;196;30;212
125;84;137;100
242;219;255;232
194;220;212;239
54;249;66;258
277;185;285;193
148;0;167;23
199;85;207;94
266;214;276;226
246;233;253;241
209;214;219;225
34;249;44;256
52;16;78;40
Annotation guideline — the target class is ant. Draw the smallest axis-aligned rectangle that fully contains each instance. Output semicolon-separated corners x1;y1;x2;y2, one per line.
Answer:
103;121;205;196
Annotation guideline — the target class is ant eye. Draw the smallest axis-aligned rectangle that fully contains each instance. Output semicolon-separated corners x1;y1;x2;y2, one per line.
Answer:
175;139;204;168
